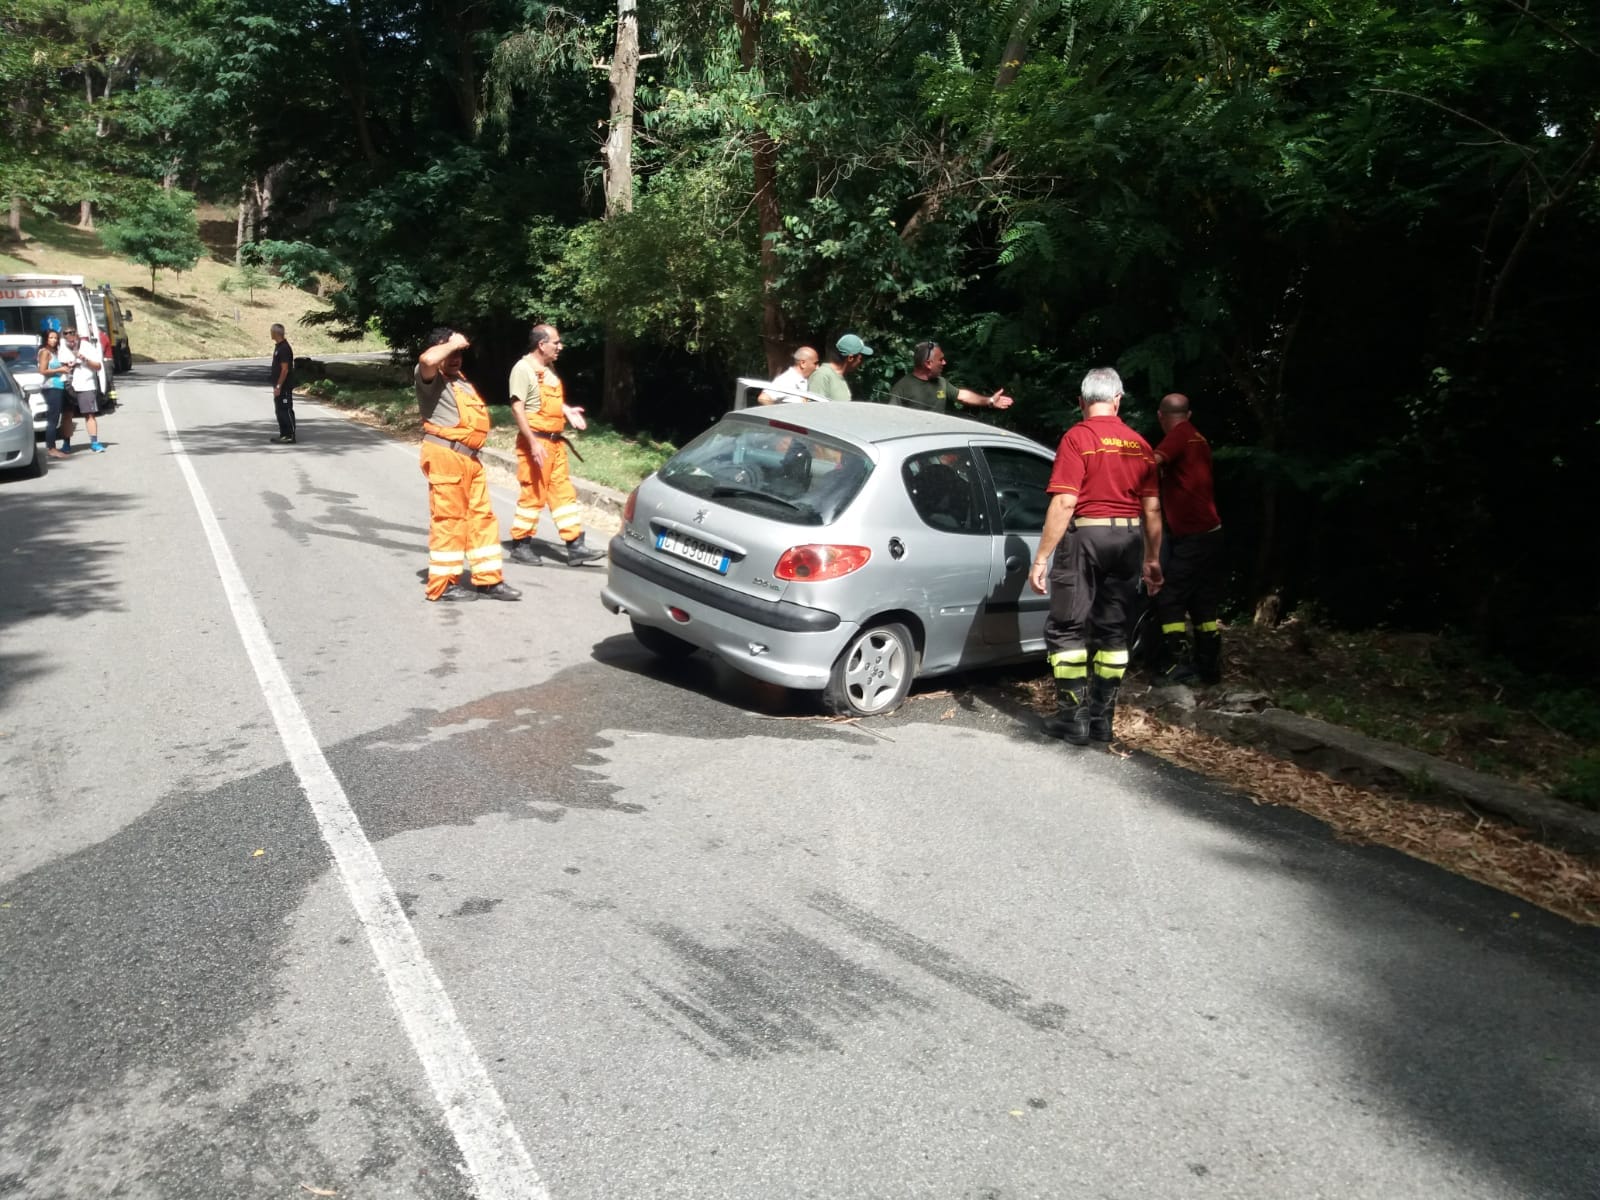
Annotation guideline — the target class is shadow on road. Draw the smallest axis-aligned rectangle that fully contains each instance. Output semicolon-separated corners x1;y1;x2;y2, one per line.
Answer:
0;487;133;709
1135;752;1600;1199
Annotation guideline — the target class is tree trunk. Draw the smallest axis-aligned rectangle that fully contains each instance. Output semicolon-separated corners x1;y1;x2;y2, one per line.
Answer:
731;0;787;377
601;0;642;425
602;327;635;427
76;73;95;230
603;0;639;218
235;183;249;265
9;196;24;241
342;0;381;163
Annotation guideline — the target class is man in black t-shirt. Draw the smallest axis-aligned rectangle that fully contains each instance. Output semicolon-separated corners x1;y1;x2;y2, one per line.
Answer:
269;323;296;444
887;341;1013;414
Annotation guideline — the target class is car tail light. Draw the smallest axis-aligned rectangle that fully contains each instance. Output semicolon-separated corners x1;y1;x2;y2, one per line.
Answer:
624;486;638;523
774;544;871;582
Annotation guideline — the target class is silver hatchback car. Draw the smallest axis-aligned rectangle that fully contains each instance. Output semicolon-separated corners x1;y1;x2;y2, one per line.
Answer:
601;399;1058;716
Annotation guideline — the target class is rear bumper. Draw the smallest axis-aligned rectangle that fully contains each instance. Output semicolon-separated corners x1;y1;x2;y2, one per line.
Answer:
602;536;851;690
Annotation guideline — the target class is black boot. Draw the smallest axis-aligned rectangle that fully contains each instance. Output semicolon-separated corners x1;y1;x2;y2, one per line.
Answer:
1043;677;1091;746
433;582;477;602
508;538;541;565
1194;628;1222;685
565;532;605;566
1156;628;1197;685
476;581;523;601
1088;672;1122;742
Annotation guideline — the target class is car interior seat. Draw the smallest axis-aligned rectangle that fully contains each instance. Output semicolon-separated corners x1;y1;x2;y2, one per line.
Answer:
915;462;975;532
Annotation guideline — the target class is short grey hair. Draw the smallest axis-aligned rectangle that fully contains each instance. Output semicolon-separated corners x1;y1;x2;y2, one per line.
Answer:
270;323;285;337
1080;367;1123;406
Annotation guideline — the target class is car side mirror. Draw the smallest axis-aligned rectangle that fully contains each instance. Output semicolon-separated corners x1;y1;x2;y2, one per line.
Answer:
123;310;133;322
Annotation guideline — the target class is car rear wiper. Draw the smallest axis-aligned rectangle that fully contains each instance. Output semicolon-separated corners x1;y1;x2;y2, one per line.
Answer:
709;485;805;511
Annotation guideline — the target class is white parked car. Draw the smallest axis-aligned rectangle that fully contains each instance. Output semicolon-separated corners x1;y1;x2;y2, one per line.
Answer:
0;332;46;437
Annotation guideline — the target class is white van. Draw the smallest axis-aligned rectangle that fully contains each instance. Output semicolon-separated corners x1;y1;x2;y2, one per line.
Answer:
0;274;113;397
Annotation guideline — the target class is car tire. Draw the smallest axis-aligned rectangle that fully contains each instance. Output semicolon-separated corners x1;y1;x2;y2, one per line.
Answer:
631;619;697;661
116;349;132;372
23;440;46;479
823;621;915;717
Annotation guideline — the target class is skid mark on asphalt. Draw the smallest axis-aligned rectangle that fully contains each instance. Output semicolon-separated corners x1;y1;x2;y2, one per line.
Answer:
629;917;932;1059
808;890;1071;1032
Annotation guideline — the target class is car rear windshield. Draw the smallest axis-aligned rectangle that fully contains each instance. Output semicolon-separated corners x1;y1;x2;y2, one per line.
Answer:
659;415;874;526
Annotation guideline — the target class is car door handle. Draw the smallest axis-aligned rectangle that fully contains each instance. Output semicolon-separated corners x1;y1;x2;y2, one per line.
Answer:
1005;555;1026;574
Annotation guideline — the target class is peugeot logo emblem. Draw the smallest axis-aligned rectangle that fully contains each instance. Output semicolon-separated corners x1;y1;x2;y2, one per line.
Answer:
693;508;708;525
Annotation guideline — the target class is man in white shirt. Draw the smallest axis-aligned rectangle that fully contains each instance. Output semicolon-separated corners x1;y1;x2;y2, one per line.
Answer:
58;329;107;453
757;345;819;404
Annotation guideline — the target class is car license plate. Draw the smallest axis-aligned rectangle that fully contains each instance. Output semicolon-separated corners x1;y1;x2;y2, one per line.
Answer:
656;529;730;575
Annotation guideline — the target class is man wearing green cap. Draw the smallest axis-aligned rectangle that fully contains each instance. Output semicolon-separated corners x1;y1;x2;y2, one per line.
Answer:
807;333;872;402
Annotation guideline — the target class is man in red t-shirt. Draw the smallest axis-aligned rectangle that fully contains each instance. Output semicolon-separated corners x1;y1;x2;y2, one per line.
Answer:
1029;368;1164;744
1152;392;1224;684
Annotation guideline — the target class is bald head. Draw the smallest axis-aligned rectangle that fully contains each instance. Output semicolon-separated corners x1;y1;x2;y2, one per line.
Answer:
1158;392;1192;433
792;346;819;378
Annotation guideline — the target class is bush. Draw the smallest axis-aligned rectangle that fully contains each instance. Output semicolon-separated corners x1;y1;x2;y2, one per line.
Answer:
1554;754;1600;812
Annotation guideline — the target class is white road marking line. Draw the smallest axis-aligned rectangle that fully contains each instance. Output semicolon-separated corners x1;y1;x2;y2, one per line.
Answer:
158;371;549;1200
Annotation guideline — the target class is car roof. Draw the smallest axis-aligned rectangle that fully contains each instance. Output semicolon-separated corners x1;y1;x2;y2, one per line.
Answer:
728;401;1052;452
0;333;42;346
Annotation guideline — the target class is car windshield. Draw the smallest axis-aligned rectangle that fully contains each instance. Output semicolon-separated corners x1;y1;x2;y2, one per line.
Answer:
659;415;874;526
0;305;77;336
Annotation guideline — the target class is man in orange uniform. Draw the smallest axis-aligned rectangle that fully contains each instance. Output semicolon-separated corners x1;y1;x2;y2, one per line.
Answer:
415;328;522;602
506;323;605;566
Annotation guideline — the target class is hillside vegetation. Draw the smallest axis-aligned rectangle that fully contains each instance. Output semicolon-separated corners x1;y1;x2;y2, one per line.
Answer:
0;207;386;362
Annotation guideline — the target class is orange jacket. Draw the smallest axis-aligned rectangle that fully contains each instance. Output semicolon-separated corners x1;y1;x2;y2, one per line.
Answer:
423;378;492;450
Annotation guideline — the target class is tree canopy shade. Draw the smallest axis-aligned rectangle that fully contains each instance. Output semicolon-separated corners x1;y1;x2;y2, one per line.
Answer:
8;0;1599;662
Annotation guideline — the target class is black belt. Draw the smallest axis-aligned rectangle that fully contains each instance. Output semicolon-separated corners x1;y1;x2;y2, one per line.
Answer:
528;430;584;461
422;432;481;459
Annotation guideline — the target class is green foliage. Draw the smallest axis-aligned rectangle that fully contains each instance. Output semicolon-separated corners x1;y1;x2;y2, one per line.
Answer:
98;188;205;292
217;260;274;301
1554;755;1600;813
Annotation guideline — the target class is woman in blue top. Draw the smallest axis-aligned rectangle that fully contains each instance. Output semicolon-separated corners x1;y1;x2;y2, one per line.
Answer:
35;326;71;458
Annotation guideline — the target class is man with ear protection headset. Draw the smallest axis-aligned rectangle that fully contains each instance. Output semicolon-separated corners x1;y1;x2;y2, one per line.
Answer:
887;341;1014;413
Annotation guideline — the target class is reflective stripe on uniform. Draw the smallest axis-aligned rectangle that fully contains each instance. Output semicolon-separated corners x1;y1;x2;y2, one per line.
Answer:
1092;648;1129;680
1048;648;1088;679
1198;620;1219;632
1161;622;1187;635
430;550;466;564
551;503;583;533
429;564;462;578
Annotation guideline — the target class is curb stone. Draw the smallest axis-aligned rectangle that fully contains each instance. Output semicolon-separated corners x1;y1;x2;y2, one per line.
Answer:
1140;686;1600;853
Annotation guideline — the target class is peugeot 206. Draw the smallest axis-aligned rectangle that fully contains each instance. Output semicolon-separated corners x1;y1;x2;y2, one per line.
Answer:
601;392;1060;717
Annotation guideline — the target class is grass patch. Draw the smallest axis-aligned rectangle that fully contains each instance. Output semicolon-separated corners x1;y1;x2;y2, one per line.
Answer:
297;357;675;492
1;207;385;362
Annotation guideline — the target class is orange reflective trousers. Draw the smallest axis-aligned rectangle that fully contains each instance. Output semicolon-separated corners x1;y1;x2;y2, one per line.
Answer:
511;438;584;544
421;441;504;599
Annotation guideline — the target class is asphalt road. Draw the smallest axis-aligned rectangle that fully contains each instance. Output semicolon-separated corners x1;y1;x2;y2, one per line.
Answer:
2;359;1598;1200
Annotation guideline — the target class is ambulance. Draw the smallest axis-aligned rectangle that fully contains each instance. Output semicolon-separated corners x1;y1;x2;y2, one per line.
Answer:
0;274;114;398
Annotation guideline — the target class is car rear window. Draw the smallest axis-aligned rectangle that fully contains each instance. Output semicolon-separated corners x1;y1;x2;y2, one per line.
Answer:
659;415;874;526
